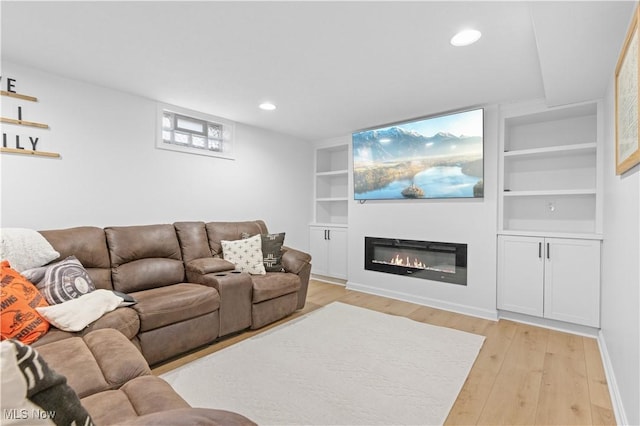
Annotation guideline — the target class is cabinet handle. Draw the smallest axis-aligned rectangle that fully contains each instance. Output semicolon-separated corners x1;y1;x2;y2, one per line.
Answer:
324;230;328;240
327;229;331;240
538;242;542;258
547;243;550;259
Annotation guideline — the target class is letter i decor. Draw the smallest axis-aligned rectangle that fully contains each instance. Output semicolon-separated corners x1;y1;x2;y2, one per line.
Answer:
0;76;60;158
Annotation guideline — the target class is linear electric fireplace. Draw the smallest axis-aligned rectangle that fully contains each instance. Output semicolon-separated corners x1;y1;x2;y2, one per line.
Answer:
365;237;467;285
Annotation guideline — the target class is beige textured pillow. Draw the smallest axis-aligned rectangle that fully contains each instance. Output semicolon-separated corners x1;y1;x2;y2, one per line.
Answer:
221;234;266;275
36;290;123;332
0;228;59;272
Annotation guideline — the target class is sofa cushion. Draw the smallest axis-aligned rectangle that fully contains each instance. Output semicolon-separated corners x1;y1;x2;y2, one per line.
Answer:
112;258;185;293
174;221;211;264
206;221;268;257
130;283;220;332
106;224;182;267
40;226;113;290
106;224;185;293
81;376;190;426
36;329;150;399
251;272;301;303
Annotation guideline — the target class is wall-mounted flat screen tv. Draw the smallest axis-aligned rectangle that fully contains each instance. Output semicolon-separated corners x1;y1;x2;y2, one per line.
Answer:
352;108;484;200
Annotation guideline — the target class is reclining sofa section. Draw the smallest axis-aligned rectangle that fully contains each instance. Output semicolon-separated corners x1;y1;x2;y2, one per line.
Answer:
33;220;312;366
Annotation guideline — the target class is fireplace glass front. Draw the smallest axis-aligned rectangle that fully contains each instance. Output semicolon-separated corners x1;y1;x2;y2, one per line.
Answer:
365;237;467;285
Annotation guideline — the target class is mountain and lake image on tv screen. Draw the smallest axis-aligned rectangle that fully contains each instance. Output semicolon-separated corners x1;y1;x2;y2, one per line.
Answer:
352;108;484;200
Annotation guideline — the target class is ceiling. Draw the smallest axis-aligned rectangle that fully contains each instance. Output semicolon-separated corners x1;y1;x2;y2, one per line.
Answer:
1;1;635;141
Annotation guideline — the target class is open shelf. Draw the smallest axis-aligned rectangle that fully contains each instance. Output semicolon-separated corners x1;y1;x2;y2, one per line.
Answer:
503;142;597;159
499;100;601;237
504;189;596;197
314;143;349;226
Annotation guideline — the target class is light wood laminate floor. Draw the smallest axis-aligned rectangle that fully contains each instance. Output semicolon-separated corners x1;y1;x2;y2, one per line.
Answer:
153;280;615;425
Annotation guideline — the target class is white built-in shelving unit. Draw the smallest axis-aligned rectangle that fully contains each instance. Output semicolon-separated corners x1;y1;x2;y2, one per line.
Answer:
310;142;349;281
497;100;603;328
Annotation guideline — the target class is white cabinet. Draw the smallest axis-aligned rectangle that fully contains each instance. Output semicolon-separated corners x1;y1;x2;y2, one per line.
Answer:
497;235;601;327
309;226;348;279
499;100;602;238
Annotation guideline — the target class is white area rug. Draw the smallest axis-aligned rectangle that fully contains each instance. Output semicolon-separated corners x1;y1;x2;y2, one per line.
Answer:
161;302;485;425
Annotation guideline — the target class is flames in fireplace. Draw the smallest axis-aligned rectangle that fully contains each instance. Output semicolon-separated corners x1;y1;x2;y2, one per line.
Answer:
372;252;456;274
389;254;426;269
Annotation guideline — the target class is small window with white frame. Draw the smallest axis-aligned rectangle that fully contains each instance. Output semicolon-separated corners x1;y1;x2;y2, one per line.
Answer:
157;103;235;159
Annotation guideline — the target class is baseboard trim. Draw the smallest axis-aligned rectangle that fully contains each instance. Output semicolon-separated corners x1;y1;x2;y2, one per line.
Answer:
311;274;347;286
597;331;627;425
345;280;498;321
497;310;600;338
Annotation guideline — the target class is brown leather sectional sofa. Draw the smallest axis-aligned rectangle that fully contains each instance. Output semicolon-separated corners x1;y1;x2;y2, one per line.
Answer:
22;220;311;424
33;220;312;366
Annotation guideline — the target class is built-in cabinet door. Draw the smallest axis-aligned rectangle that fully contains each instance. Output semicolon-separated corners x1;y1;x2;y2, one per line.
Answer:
497;236;544;316
326;227;348;279
309;227;330;277
309;226;348;279
544;238;600;327
497;235;601;327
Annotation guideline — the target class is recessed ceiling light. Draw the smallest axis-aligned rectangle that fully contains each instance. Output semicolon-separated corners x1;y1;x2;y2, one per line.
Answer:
259;102;277;111
450;29;482;47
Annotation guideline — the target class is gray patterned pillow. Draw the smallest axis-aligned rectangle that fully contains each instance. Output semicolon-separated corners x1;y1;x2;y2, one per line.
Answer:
241;232;286;272
22;256;95;305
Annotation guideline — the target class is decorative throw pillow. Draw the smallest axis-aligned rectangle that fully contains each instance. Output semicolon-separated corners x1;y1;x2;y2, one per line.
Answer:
23;256;95;305
1;339;93;426
1;341;55;425
0;228;60;272
36;290;123;332
242;232;286;272
0;261;50;345
221;234;266;275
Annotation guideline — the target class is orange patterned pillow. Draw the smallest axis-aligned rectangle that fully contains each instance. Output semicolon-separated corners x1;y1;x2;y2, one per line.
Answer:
1;260;50;344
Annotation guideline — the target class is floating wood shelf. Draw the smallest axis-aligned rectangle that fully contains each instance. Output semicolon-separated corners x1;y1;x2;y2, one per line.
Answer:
0;117;49;129
1;147;60;158
0;90;38;102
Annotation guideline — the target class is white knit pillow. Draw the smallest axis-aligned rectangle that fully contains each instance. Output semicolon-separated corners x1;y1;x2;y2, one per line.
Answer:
0;228;59;272
221;234;266;275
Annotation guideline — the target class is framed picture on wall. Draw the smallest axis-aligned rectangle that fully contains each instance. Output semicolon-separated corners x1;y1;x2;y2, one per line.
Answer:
615;4;640;175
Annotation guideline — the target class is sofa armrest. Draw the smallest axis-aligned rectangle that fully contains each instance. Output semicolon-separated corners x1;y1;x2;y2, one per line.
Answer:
186;258;236;275
281;246;311;275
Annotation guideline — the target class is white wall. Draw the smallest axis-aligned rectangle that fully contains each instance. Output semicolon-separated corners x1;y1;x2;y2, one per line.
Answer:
0;62;313;250
318;105;498;318
600;70;640;425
